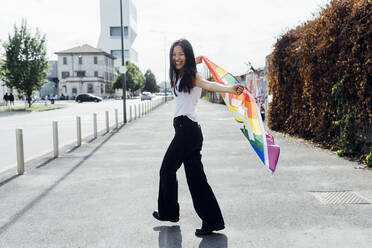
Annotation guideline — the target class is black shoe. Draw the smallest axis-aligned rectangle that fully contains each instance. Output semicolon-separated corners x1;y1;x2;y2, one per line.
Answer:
195;223;225;236
152;211;179;223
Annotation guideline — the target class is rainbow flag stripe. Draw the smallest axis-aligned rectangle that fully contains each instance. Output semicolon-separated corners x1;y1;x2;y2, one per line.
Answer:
202;57;280;173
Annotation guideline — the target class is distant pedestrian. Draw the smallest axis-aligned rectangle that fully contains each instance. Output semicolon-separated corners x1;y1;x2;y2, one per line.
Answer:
9;93;15;106
260;105;265;122
152;39;244;236
3;93;9;106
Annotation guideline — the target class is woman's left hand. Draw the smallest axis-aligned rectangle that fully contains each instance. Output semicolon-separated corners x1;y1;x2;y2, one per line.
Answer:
231;84;244;95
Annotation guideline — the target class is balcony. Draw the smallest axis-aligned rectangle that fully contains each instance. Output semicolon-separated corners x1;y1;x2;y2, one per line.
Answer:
63;76;105;83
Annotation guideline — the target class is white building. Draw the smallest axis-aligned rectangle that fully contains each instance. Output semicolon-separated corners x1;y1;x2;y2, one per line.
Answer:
55;44;115;99
0;58;14;104
97;0;138;67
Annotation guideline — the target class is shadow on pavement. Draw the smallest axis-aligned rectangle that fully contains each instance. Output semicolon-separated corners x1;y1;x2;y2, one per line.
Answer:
198;233;228;248
36;157;57;169
0;125;124;235
153;225;182;248
0;174;21;188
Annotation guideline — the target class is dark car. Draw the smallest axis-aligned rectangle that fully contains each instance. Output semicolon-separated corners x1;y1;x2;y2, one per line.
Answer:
140;92;152;101
75;94;102;103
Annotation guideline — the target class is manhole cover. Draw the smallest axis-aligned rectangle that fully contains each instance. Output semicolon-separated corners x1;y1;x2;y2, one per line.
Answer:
310;191;370;204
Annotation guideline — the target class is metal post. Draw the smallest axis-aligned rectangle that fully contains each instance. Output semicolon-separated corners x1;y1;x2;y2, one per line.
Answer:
120;0;127;124
53;121;59;158
139;104;141;118
130;105;132;122
16;129;24;174
76;116;81;146
93;113;97;139
115;109;118;129
105;111;109;133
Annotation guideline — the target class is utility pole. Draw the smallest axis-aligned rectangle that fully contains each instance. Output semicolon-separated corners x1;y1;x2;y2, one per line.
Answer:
120;0;127;124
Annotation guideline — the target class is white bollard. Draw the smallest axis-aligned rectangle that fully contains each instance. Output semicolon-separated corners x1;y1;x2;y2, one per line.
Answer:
139;104;141;118
16;129;25;175
105;111;109;133
93;113;97;139
115;109;118;129
53;121;59;158
130;105;132;122
76;116;82;146
135;104;137;120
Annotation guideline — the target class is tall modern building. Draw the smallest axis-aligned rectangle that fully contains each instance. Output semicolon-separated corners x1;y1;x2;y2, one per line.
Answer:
97;0;137;67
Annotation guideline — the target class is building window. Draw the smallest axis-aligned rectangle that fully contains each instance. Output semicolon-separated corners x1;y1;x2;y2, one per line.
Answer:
63;57;67;65
76;71;85;77
78;56;83;64
110;49;129;59
94;71;99;77
100;84;104;94
110;26;128;38
94;56;98;64
72;88;77;95
105;84;111;93
87;84;94;93
61;71;70;79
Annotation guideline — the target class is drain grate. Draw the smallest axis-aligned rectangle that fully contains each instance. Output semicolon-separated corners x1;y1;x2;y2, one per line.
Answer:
310;191;370;204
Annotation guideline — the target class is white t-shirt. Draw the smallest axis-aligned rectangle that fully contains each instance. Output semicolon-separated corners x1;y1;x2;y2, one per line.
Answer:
174;78;202;122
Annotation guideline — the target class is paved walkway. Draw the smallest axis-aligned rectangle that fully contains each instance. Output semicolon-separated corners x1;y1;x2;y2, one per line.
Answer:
0;100;371;248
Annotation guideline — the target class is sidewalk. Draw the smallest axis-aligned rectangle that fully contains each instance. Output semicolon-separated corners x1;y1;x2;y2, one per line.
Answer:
0;100;371;248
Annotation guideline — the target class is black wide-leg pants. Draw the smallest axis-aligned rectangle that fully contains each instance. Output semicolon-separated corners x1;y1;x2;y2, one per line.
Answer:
157;116;224;227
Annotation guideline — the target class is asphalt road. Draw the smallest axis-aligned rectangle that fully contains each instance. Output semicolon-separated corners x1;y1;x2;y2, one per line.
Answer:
0;98;161;173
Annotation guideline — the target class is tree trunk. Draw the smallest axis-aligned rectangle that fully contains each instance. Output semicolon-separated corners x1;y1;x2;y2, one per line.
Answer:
27;94;32;108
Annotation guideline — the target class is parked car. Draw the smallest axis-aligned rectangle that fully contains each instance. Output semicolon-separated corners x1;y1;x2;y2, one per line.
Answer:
141;92;152;101
75;94;102;103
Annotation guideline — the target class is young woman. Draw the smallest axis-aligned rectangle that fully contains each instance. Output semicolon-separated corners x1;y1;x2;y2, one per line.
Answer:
153;39;244;236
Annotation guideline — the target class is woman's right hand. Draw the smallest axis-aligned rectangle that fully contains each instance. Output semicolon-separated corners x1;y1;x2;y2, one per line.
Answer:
195;56;203;65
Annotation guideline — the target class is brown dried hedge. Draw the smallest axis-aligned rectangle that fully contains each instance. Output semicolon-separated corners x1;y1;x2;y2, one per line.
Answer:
268;0;371;159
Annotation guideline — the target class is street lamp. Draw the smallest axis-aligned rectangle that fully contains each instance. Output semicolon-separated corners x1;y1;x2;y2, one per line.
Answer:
120;0;127;124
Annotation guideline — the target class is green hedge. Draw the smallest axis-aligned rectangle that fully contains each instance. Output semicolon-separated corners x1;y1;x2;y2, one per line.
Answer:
268;0;371;162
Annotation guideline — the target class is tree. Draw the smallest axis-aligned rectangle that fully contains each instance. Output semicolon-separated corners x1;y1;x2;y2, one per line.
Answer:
0;20;49;107
112;61;145;93
143;69;159;93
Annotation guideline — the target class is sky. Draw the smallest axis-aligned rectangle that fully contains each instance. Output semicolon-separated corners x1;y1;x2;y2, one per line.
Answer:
0;0;330;83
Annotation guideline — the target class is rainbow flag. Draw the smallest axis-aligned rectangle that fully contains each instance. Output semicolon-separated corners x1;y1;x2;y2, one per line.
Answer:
202;57;280;173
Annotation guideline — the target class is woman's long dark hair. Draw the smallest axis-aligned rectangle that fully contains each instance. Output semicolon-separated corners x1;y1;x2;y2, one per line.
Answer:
169;39;197;95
